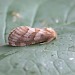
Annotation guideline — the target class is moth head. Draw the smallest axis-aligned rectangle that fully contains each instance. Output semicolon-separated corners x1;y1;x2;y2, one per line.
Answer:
44;28;57;39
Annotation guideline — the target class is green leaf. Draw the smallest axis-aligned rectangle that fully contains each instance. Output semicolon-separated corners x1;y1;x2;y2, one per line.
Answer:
0;0;75;75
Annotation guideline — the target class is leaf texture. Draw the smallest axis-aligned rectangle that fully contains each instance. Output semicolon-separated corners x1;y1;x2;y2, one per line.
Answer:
0;0;75;75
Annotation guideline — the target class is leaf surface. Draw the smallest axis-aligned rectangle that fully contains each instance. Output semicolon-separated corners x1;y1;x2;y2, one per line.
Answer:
0;0;75;75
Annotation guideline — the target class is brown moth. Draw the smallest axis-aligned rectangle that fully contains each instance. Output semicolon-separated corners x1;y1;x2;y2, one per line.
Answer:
8;26;57;46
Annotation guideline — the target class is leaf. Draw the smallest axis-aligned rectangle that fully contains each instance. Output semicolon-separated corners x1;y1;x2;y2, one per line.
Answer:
0;0;75;75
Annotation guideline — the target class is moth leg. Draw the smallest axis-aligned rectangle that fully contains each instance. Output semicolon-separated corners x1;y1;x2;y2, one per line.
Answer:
40;42;48;44
40;38;55;44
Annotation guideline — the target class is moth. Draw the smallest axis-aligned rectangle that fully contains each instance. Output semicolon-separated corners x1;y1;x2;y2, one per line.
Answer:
8;26;57;46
